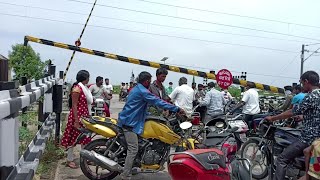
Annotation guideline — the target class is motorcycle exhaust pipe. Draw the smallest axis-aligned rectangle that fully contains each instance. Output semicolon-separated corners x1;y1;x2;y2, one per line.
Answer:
80;150;123;172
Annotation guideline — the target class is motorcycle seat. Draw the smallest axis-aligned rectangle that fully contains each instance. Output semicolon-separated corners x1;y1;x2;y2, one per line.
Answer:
277;127;301;136
176;149;226;170
204;132;231;146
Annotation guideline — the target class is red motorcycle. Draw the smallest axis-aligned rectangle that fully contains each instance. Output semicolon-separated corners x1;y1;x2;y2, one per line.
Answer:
168;114;252;180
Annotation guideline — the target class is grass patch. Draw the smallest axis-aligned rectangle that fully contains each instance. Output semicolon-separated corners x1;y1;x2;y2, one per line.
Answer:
36;139;65;179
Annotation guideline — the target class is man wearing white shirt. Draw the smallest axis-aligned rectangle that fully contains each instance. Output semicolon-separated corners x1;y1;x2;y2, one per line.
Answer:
104;78;113;107
231;84;260;129
169;77;194;116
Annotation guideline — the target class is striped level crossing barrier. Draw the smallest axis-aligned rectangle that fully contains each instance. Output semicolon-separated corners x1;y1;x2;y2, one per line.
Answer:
24;35;285;94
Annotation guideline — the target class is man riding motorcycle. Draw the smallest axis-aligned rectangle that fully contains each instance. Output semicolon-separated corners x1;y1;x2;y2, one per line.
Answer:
198;82;226;124
266;71;320;180
117;71;185;180
231;83;260;129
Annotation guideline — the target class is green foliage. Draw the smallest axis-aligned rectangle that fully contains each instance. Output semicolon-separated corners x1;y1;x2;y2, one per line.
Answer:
8;44;47;81
113;85;120;94
18;112;38;156
36;139;64;176
228;87;241;99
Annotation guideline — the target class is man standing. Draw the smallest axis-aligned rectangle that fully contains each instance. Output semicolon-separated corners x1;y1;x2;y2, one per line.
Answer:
149;68;169;101
169;77;194;116
166;82;174;95
89;76;111;116
231;83;260;129
199;82;226;123
118;71;184;180
266;71;320;180
104;78;113;107
128;82;134;93
89;76;108;100
148;68;170;115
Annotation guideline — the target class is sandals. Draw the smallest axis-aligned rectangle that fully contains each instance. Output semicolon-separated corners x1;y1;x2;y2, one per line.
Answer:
66;161;79;169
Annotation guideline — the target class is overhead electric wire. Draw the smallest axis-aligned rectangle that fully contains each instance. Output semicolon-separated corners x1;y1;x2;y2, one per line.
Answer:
64;0;320;42
306;43;320;46
270;54;300;84
137;0;320;29
304;47;320;62
0;1;312;44
0;12;299;53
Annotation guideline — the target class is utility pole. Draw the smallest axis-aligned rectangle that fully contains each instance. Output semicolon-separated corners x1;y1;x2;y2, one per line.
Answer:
300;44;305;77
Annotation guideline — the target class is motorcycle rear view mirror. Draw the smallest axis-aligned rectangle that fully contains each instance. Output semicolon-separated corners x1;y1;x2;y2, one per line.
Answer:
180;121;192;130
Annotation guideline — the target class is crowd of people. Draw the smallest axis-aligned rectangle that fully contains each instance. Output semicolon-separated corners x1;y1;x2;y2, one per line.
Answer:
60;68;320;180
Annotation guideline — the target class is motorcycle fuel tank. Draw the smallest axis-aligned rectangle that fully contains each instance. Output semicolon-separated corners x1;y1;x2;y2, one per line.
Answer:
82;116;118;138
141;120;181;145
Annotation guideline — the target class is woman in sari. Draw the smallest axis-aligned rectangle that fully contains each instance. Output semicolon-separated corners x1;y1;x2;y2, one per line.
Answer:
61;70;93;168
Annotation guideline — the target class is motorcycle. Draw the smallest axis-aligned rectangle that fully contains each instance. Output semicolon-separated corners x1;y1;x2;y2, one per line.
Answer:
91;98;110;117
168;114;252;180
78;114;196;180
201;112;249;149
240;119;305;179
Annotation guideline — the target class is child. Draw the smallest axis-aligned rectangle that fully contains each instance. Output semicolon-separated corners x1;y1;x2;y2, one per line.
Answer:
301;139;320;180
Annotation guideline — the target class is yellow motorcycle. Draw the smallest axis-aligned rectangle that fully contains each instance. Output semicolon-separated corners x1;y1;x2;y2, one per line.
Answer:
77;114;195;180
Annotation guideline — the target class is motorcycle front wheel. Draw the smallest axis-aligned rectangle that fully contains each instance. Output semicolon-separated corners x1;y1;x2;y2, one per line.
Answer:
240;138;268;179
80;139;120;180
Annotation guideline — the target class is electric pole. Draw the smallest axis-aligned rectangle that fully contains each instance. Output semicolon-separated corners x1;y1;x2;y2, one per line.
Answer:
300;44;305;77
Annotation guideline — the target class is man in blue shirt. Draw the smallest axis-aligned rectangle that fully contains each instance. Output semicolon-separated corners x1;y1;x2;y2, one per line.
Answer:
291;85;306;107
118;71;183;180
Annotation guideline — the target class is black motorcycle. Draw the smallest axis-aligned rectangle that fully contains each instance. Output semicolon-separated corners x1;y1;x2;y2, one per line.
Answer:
240;119;305;179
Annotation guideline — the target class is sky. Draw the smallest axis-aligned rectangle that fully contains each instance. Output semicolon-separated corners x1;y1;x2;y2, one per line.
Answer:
1;0;320;88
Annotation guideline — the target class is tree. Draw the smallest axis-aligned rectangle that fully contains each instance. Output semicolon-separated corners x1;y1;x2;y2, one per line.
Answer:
8;44;47;81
